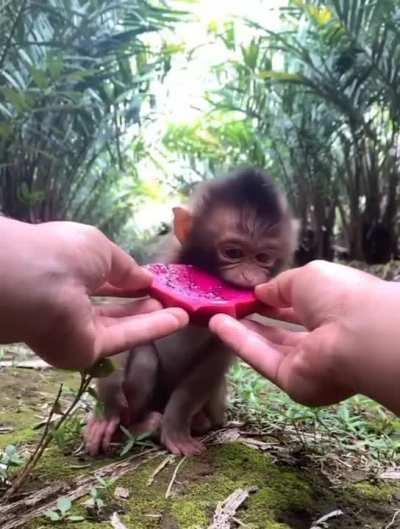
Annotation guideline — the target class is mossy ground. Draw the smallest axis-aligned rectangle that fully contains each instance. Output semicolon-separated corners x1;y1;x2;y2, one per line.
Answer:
0;357;399;528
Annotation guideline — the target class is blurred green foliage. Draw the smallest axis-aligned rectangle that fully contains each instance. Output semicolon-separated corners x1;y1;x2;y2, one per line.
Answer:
0;0;186;241
164;0;400;263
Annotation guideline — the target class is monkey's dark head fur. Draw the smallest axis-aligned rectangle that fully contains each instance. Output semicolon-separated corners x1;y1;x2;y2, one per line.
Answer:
197;168;282;225
178;167;298;288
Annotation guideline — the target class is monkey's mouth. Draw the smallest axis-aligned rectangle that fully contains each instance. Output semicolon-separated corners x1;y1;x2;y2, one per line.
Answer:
145;263;262;324
221;271;272;290
226;278;269;289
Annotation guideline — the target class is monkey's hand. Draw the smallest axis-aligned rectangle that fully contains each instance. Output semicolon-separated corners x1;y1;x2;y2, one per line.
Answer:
84;412;122;457
84;411;162;457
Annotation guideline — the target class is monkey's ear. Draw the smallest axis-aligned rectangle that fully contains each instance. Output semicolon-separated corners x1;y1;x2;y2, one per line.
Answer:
173;206;193;244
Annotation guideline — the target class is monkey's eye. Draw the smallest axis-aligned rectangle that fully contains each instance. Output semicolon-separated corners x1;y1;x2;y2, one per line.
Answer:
222;247;244;260
256;253;273;265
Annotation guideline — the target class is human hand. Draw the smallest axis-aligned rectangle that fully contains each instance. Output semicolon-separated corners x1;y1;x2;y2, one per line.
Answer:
0;219;188;369
210;261;400;413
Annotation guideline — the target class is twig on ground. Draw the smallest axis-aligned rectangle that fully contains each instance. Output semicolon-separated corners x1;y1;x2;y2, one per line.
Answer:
0;360;50;369
165;456;187;499
0;427;14;434
310;509;344;529
380;469;400;480
232;516;252;527
147;455;175;487
204;427;241;445
208;487;257;529
385;509;400;529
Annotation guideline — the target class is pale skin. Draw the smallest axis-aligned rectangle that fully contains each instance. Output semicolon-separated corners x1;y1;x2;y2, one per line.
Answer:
0;218;188;369
210;260;400;416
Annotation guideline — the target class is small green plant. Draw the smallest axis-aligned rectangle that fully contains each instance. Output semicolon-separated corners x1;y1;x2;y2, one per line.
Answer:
0;445;24;487
53;414;86;453
45;497;84;523
119;426;154;457
87;485;106;512
86;475;116;513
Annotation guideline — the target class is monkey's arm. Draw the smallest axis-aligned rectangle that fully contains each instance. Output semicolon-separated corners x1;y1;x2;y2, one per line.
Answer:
122;343;160;425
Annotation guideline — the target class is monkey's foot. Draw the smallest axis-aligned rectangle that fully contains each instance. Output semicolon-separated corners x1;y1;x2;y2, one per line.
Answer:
129;411;162;436
84;414;120;457
161;429;205;456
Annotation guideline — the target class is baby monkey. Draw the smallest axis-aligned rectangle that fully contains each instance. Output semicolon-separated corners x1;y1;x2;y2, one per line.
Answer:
85;168;298;456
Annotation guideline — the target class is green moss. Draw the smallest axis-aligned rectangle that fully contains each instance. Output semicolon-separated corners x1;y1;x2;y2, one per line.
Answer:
163;444;315;529
0;368;80;449
34;447;88;482
346;481;396;502
171;500;209;528
116;458;169;528
0;425;39;449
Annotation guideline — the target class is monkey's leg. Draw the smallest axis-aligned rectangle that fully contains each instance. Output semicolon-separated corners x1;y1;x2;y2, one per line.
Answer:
84;354;128;457
191;378;228;435
190;411;212;435
122;344;159;432
191;379;229;435
129;411;163;436
204;377;228;428
161;345;232;456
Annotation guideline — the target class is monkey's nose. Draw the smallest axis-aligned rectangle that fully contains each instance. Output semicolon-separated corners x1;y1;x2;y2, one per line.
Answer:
240;271;263;288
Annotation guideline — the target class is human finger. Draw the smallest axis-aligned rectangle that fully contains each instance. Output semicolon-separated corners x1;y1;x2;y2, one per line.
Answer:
94;281;150;298
95;298;162;319
107;243;153;291
96;307;189;358
242;319;307;347
255;268;299;308
256;305;302;325
209;314;292;384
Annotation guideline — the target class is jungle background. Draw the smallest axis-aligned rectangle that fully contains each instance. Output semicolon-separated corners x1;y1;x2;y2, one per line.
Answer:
0;1;400;529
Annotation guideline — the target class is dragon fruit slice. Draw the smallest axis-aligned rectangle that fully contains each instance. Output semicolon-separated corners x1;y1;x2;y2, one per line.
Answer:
145;263;261;325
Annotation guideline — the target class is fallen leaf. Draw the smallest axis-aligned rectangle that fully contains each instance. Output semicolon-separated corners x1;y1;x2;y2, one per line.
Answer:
114;486;130;500
110;512;128;529
379;469;400;480
310;509;344;529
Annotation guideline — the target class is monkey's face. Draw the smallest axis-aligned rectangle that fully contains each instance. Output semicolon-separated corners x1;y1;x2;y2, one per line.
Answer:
203;207;290;289
176;180;298;289
215;238;279;288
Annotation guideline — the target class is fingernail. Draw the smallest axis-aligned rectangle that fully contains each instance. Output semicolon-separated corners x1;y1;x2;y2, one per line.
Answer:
164;307;190;325
255;282;273;300
140;267;154;281
144;298;163;311
209;314;235;333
